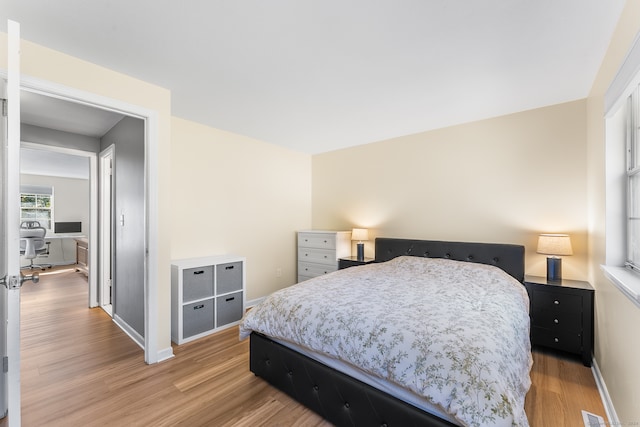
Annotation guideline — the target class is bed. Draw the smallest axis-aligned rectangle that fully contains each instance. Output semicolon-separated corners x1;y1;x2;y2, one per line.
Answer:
240;237;531;427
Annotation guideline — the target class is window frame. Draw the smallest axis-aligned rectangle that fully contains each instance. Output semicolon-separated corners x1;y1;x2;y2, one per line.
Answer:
19;189;54;231
626;86;640;271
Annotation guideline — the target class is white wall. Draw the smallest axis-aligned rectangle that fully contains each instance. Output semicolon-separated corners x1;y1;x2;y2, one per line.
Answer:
20;173;89;266
21;174;89;229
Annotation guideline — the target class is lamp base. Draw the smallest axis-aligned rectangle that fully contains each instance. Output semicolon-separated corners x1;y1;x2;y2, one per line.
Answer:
356;243;364;261
546;257;562;282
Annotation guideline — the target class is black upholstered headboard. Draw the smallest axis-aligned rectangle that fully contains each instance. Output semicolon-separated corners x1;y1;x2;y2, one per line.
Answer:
374;237;525;282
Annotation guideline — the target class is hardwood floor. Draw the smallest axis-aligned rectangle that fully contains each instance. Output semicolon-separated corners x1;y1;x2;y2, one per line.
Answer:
4;266;607;426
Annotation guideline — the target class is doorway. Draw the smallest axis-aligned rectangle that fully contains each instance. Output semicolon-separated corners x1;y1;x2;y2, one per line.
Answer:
18;75;161;363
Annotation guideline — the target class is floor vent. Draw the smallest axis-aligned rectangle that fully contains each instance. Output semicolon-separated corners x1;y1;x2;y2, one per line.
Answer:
582;410;605;427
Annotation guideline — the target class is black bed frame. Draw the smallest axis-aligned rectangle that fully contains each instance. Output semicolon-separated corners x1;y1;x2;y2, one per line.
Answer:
249;237;525;426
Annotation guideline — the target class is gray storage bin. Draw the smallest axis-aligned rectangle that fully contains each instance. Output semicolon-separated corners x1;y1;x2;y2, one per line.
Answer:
217;262;243;294
216;291;243;326
183;299;215;338
183;266;214;301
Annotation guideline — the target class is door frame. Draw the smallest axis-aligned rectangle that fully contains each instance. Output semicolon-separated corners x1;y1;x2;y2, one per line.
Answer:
99;145;114;314
14;76;161;364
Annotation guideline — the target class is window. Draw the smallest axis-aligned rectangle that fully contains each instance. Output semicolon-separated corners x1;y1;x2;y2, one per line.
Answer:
627;85;640;270
602;39;640;307
20;185;53;230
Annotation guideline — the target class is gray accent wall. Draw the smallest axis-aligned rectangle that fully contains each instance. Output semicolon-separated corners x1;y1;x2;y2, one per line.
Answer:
101;116;145;337
22;124;100;152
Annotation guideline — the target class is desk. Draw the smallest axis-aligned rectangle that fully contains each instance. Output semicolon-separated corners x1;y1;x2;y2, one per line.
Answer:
20;234;86;268
74;237;89;276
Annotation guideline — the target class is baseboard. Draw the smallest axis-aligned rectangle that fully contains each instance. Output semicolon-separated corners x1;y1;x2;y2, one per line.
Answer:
113;314;144;349
591;357;619;425
246;296;266;308
112;316;174;364
156;346;174;363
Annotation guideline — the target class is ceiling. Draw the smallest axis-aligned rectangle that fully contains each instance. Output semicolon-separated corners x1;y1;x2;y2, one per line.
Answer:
1;0;627;154
20;146;90;180
18;91;123;179
21;91;125;138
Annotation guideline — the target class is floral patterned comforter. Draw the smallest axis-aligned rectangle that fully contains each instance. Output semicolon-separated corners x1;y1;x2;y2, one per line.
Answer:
240;256;532;427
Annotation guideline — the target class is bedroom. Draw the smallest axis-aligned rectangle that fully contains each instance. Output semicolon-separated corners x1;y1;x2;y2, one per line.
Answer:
1;0;640;426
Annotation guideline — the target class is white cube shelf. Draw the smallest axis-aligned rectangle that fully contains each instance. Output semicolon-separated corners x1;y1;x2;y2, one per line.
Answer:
171;254;246;344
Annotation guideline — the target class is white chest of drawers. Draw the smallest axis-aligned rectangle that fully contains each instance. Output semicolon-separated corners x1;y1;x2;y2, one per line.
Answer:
297;230;351;282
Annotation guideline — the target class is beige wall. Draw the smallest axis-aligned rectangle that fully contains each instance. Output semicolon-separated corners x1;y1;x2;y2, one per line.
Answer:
0;34;174;355
587;1;640;424
170;117;311;300
313;100;589;280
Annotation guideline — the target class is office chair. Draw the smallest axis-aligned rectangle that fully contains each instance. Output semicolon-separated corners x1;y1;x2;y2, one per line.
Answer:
19;221;52;270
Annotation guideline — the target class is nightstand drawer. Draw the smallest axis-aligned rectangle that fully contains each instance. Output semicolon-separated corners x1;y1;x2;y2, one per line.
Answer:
298;248;336;266
530;310;582;330
298;233;337;250
529;289;582;313
531;326;582;353
298;262;337;278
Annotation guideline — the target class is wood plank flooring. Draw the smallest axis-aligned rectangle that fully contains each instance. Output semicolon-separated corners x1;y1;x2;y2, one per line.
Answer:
2;266;608;426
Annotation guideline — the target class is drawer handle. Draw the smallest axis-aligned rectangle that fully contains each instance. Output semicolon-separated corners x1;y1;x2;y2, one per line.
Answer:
226;297;235;302
554;300;560;305
554;319;559;324
193;304;205;310
193;270;205;275
225;265;234;270
554;337;559;343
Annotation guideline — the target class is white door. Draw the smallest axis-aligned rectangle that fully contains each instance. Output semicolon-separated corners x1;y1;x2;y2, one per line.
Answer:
1;20;33;427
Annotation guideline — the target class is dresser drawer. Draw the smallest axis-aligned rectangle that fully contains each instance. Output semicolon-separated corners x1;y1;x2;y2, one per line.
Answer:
531;326;582;354
529;289;582;313
298;262;337;278
298;248;336;266
298;233;337;250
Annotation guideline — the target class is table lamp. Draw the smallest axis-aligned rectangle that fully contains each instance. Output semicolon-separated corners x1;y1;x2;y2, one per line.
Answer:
537;234;573;282
351;228;369;261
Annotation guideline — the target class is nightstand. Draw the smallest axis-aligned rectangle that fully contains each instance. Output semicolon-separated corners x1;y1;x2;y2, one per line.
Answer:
524;276;594;367
338;257;376;269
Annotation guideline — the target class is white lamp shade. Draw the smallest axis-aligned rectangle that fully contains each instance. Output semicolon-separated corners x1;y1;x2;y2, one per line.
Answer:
537;234;573;256
351;228;369;241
